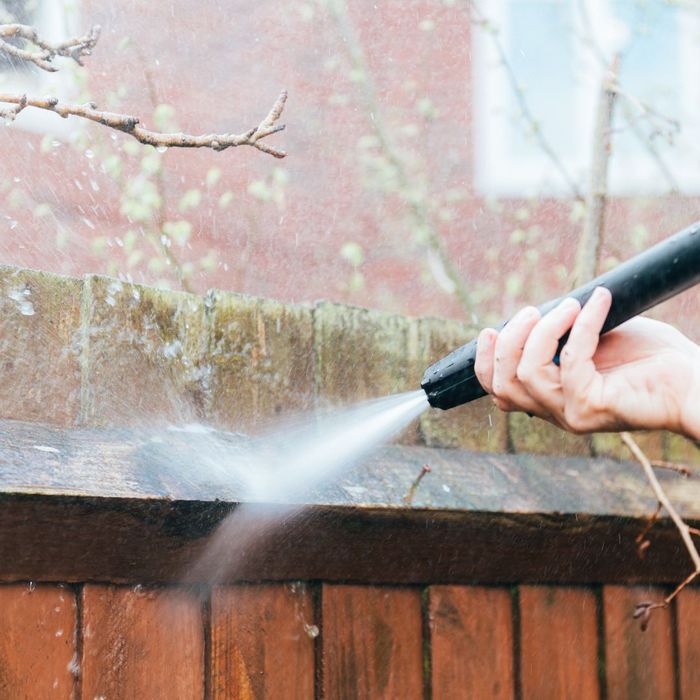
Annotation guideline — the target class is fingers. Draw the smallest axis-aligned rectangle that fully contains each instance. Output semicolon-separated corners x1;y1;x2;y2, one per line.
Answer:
491;306;542;413
517;297;581;415
475;328;497;394
559;287;611;411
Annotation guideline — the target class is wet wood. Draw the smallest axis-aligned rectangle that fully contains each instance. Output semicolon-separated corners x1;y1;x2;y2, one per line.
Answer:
603;586;675;699
80;584;204;699
210;583;315;699
0;417;698;587
0;495;696;587
429;585;514;699
676;588;700;698
519;586;599;699
0;583;76;698
322;584;423;699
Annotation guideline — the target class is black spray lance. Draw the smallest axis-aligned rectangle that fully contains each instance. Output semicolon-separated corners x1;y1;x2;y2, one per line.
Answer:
421;220;700;410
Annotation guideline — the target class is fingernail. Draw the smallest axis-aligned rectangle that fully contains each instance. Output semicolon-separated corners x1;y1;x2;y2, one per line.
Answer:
592;286;609;302
559;297;580;311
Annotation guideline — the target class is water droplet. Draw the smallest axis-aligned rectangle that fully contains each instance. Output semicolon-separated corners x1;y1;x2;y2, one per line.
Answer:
55;629;64;637
442;484;451;493
304;624;319;639
28;581;35;592
84;149;94;159
156;145;168;154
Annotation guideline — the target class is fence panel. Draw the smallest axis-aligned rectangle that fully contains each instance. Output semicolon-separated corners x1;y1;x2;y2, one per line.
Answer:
519;586;600;699
603;586;675;700
210;583;316;699
80;584;203;699
0;583;76;699
321;584;423;699
429;585;514;699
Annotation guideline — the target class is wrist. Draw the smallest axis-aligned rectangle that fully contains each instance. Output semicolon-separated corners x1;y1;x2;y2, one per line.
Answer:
679;348;700;441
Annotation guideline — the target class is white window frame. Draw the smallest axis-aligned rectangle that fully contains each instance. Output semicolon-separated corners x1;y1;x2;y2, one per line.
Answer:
472;0;700;197
0;0;82;137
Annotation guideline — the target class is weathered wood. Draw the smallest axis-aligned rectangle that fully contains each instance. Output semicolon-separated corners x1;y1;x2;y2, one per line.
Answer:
676;589;700;698
0;495;698;587
4;417;699;518
80;584;204;698
210;583;316;699
321;584;423;699
0;418;699;586
603;586;675;699
429;585;514;699
519;586;600;699
0;583;77;698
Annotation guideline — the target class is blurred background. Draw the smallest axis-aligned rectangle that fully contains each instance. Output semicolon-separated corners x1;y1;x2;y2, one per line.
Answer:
1;0;698;335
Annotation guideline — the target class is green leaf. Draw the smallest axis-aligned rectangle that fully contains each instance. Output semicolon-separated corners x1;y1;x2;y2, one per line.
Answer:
341;241;364;267
218;191;234;208
248;180;271;201
153;103;178;132
162;220;192;246
178;188;202;213
206;167;222;188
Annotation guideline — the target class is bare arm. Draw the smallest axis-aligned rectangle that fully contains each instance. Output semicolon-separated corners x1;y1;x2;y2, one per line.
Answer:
474;286;700;440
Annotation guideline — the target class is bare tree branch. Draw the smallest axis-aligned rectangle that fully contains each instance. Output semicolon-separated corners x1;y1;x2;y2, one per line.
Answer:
574;58;619;286
0;23;287;158
622;432;700;629
576;1;682;194
0;23;100;71
466;1;584;201
0;91;288;157
327;0;478;320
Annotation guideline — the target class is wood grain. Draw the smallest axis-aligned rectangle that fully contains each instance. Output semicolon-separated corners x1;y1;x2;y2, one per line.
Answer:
429;585;514;699
210;583;315;699
80;584;204;699
676;588;700;699
0;583;77;699
519;586;600;699
603;586;675;700
322;584;423;699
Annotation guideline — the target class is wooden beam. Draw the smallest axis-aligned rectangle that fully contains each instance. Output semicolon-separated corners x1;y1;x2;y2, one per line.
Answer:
0;418;698;585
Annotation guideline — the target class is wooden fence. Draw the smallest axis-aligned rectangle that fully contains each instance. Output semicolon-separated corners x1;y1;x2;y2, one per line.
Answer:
1;264;700;698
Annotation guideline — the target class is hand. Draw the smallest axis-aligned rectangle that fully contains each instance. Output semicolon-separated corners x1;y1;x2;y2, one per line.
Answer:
474;286;700;439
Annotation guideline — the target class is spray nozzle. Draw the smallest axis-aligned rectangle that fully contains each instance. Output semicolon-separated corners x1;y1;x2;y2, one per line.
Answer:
422;221;700;411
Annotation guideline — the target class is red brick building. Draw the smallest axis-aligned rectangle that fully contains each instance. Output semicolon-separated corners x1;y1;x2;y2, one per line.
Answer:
1;0;698;333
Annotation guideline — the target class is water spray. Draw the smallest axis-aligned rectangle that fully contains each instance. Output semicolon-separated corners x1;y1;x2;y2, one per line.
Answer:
422;220;700;410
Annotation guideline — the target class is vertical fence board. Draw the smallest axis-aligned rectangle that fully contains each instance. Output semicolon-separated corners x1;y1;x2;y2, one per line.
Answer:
519;586;599;699
0;584;76;698
322;584;423;699
80;584;203;699
210;583;315;699
603;586;675;699
429;585;514;699
677;589;700;699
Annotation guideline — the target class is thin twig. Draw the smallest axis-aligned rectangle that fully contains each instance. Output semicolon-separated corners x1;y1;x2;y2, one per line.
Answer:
650;460;692;478
0;23;100;71
574;57;618;286
635;501;662;559
466;1;584;200
0;91;288;157
327;0;478;319
622;431;700;627
138;52;193;293
576;1;681;194
403;464;432;506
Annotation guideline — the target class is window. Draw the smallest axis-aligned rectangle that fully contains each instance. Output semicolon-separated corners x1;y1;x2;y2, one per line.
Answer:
473;0;700;196
0;0;81;136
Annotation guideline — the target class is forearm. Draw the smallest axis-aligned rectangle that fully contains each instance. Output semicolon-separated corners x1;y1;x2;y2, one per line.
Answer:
680;351;700;441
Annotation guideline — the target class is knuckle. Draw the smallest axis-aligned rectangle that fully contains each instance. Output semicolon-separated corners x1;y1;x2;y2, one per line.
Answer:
515;362;533;384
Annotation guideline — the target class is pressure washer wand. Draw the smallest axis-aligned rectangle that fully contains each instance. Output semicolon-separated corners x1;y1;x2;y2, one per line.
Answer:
421;220;700;410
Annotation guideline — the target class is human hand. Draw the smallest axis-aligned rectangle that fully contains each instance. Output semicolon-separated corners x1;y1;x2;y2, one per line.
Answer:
474;286;700;439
